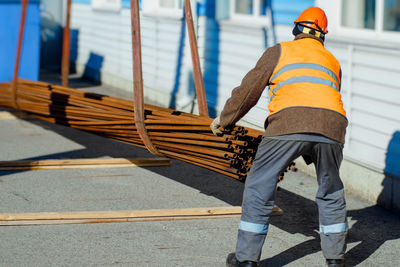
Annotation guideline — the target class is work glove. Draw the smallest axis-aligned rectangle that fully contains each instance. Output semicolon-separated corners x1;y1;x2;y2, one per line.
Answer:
210;116;222;135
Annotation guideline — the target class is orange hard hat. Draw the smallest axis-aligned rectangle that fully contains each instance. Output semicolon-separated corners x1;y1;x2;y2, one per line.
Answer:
294;7;328;34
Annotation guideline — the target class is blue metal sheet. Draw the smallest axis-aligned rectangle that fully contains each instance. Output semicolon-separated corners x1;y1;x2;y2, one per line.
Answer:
72;0;91;4
121;0;142;9
0;2;41;82
271;0;314;25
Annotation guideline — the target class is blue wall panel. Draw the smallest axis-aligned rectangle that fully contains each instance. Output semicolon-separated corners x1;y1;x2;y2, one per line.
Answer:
72;0;91;4
122;0;129;8
71;0;142;9
0;2;41;82
198;0;219;117
121;0;142;9
198;0;215;17
272;0;314;25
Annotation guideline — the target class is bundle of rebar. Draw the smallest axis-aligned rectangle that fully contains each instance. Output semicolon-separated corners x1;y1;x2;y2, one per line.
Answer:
0;79;265;181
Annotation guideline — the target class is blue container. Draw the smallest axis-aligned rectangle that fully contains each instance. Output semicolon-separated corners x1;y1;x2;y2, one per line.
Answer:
0;0;41;82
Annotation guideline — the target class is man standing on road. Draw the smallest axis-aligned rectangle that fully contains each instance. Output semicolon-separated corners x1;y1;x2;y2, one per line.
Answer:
210;7;348;267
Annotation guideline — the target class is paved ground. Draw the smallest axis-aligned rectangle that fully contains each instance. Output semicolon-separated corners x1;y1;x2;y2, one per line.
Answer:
0;80;399;266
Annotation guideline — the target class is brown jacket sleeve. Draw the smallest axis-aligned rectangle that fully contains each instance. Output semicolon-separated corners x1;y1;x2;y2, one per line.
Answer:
219;44;281;128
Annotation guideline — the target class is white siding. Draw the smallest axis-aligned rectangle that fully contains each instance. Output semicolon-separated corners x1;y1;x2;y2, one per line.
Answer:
197;18;294;128
70;3;400;174
70;4;192;107
326;40;400;170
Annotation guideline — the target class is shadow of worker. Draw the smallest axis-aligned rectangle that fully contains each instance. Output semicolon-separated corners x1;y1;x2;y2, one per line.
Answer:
258;187;323;267
258;190;400;267
378;130;400;214
344;131;400;266
258;140;400;267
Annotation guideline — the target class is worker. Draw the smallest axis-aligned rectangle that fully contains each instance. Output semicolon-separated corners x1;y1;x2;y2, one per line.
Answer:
210;7;348;267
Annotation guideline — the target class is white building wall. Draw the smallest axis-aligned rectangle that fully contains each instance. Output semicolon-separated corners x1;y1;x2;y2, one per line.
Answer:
197;18;294;128
320;5;400;163
331;42;400;170
70;1;400;207
70;3;193;108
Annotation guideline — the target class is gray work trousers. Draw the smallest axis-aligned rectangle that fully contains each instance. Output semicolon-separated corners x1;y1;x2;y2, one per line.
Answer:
236;137;347;262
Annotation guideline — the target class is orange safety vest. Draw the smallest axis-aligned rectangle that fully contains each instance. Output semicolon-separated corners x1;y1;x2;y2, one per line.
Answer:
268;38;346;117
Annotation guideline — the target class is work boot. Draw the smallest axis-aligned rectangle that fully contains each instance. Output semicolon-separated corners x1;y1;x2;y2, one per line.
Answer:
326;259;344;267
226;252;258;267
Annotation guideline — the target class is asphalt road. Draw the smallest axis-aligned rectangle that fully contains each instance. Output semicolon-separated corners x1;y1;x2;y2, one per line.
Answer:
0;83;399;266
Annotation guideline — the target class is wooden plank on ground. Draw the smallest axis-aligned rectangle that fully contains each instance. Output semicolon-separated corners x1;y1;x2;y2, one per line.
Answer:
0;215;240;226
0;157;171;171
0;206;283;226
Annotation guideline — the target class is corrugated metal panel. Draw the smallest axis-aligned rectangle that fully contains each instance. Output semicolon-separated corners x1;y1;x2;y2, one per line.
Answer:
70;1;312;121
327;41;400;171
0;2;41;82
197;15;272;126
70;3;189;103
352;95;400;123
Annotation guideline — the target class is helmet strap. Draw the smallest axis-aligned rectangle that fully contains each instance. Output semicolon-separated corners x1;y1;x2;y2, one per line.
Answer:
294;23;325;41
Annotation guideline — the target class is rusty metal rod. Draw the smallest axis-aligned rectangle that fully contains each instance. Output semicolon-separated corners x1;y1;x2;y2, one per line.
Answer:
184;0;208;117
130;0;162;156
0;80;267;182
61;0;72;87
11;0;29;109
151;140;236;159
160;149;238;174
152;144;231;165
159;149;240;179
144;119;210;125
149;136;231;149
147;132;231;142
146;125;212;131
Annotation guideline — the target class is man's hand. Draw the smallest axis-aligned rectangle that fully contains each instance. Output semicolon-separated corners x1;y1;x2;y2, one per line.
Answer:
210;116;223;135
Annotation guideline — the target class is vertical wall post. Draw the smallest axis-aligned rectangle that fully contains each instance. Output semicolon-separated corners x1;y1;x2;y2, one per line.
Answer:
61;0;72;87
345;44;354;146
11;0;29;109
130;0;162;156
184;0;209;117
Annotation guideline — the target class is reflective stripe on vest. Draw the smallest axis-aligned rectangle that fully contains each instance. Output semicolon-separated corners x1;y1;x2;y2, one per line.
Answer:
270;75;339;101
270;63;340;100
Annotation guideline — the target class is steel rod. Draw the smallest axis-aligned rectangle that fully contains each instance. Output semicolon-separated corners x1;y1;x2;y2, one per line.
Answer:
11;0;29;109
160;149;240;179
149;136;231;149
184;0;208;117
130;0;162;156
0;79;268;182
61;0;72;87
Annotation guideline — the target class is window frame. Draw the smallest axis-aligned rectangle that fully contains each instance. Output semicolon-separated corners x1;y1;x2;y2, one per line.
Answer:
338;0;400;43
229;0;269;25
91;0;122;12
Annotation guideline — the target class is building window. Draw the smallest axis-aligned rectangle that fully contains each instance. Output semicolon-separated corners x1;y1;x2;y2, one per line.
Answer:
142;0;183;17
342;0;376;29
235;0;254;15
159;0;183;10
341;0;400;33
230;0;268;20
383;0;400;31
